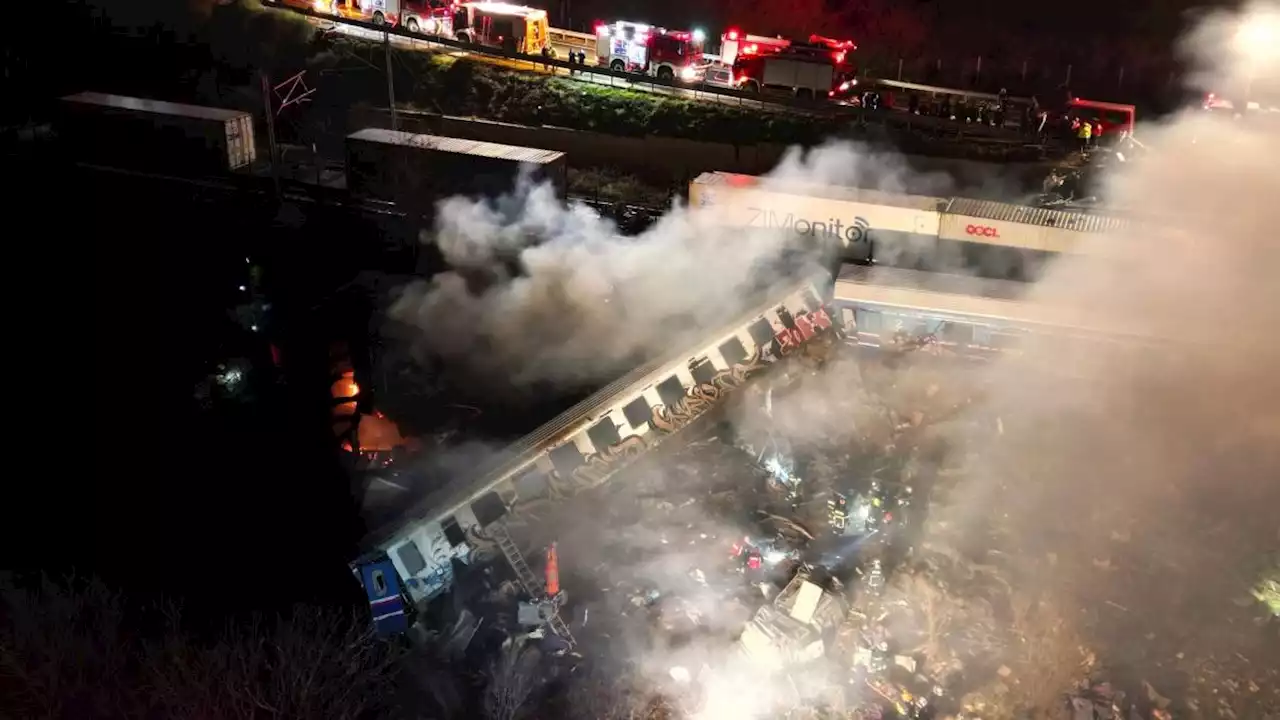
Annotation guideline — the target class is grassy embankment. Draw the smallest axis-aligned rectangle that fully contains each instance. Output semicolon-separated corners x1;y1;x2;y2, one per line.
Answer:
209;3;1038;162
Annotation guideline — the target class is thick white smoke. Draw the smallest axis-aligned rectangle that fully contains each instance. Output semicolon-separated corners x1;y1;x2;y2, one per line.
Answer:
389;144;955;392
714;2;1280;715
394;3;1280;715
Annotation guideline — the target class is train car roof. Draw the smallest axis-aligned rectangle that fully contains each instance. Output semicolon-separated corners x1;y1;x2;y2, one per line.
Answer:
942;197;1130;233
61;91;250;123
347;128;565;164
364;269;829;549
693;171;947;213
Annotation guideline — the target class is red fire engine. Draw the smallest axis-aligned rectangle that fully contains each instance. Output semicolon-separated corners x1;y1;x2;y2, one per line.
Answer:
718;28;792;66
732;39;858;100
594;20;709;83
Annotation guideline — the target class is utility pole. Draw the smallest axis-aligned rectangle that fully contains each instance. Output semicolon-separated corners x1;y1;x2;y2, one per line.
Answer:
384;31;398;131
260;70;280;196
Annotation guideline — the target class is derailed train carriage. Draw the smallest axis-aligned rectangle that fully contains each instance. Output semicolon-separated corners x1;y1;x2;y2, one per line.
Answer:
830;264;1166;367
689;171;1134;281
350;270;841;637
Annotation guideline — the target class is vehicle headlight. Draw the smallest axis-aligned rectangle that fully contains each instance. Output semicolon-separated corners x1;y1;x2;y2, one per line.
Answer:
680;66;697;81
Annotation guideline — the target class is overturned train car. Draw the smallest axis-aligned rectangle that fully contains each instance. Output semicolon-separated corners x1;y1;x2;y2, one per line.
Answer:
351;270;841;637
830;265;1166;364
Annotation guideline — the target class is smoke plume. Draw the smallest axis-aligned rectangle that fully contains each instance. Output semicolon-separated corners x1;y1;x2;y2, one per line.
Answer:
391;3;1280;715
389;143;953;393
716;1;1280;712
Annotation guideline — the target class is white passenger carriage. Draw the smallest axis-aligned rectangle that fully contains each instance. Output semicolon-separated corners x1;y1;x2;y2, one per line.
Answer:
832;265;1164;362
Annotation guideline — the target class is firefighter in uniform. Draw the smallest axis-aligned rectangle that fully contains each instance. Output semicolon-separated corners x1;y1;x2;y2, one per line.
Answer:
1077;119;1092;152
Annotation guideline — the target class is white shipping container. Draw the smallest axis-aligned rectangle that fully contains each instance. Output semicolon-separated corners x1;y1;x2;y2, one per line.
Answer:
938;197;1130;254
690;171;943;250
59;92;257;173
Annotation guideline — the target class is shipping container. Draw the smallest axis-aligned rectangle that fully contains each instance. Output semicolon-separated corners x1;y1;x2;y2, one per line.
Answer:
344;128;567;207
57;92;257;175
689;170;944;263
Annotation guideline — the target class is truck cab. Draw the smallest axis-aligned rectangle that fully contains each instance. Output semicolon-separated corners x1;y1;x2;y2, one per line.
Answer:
595;21;708;83
733;41;856;100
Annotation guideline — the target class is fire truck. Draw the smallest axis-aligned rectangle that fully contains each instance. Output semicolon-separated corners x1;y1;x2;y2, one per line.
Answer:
732;40;858;100
594;20;709;83
717;28;791;66
451;2;553;55
309;0;407;25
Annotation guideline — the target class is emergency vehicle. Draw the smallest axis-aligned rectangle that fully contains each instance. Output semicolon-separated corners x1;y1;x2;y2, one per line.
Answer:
451;2;552;55
732;40;858;100
399;0;456;34
309;0;408;25
717;28;791;66
594;21;709;83
1066;97;1136;137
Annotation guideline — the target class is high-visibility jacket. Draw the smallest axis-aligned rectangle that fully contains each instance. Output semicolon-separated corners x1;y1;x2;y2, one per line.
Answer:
1078;123;1092;139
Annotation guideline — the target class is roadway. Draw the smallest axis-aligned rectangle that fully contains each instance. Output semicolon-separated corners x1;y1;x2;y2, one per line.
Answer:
309;16;845;117
292;8;1048;140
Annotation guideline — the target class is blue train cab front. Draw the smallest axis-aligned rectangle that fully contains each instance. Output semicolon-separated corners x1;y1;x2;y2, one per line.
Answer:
351;553;413;637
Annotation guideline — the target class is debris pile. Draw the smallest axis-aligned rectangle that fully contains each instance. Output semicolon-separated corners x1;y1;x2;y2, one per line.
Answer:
414;334;1280;720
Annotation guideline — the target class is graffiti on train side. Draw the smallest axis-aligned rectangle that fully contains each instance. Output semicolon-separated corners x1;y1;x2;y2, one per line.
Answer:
652;349;769;434
416;529;474;597
570;433;657;488
774;306;835;356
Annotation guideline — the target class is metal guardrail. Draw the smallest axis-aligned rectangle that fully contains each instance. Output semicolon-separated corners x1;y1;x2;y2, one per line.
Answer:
268;3;856;117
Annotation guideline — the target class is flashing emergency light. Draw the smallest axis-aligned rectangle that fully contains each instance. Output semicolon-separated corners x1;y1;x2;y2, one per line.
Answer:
595;23;608;35
833;51;846;64
726;29;739;40
692;28;706;42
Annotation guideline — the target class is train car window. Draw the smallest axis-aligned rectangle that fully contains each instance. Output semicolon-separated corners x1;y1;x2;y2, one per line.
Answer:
550;441;585;473
442;518;467;547
395;541;427;576
747;318;774;347
855;309;882;333
471;491;507;527
940;322;974;346
622;396;652;429
988;331;1021;350
690;358;717;385
371;569;388;596
840;307;856;331
587;419;622;451
719;336;748;365
655;376;686;408
513;468;548;500
775;305;796;329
